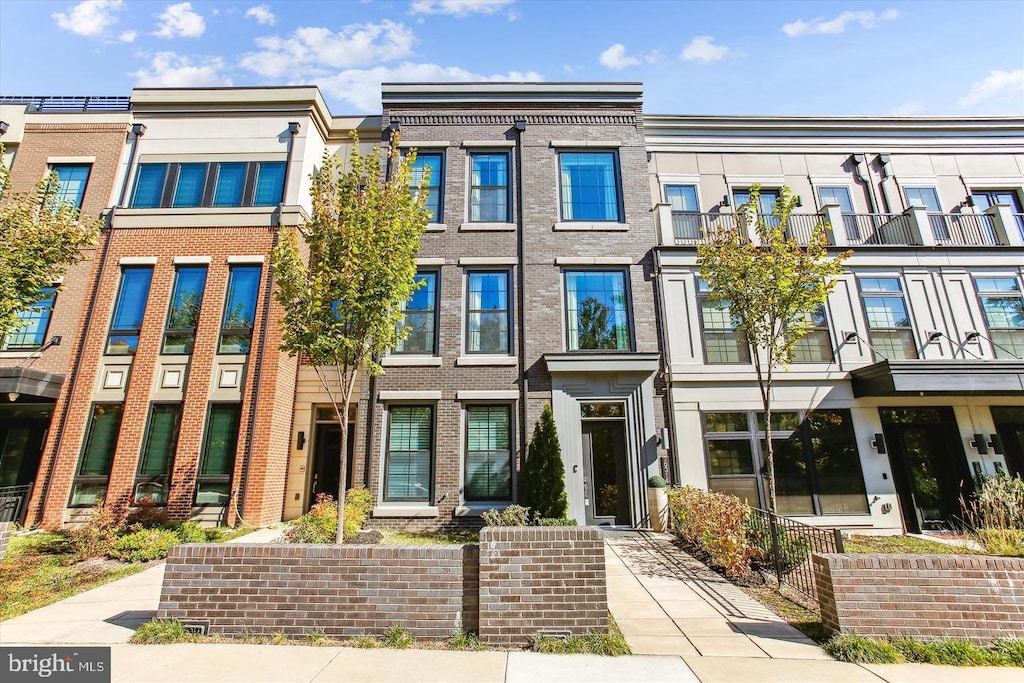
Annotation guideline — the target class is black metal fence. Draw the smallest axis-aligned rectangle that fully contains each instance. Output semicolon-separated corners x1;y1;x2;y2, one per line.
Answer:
0;484;33;525
745;506;844;602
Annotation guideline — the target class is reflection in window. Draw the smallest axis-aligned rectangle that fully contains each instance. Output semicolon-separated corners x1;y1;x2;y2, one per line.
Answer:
172;163;206;207
219;265;261;354
135;403;181;505
395;272;438;354
2;287;56;350
410;153;443;223
196;404;241;505
212;163;246;207
859;277;917;359
69;404;123;506
666;184;700;240
106;267;153;355
51;165;90;209
559;152;621;221
163;266;207;354
385;406;433;502
253;162;286;206
565;270;630;351
791;306;833;363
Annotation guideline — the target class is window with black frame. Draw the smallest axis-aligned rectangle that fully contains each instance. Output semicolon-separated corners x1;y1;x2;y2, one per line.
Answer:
134;403;181;505
466;271;510;354
975;277;1024;359
697;279;750;364
469;152;510;222
384;405;434;503
394;272;438;355
69;404;124;507
129;161;285;209
1;287;57;350
106;267;153;355
163;266;208;354
219;265;261;354
464;405;512;502
195;403;241;506
564;270;631;351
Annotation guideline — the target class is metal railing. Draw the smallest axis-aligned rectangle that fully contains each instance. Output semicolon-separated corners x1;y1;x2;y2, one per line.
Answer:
780;213;825;246
0;96;131;112
929;213;1000;246
671;212;742;244
844;213;919;245
745;506;844;602
0;483;34;525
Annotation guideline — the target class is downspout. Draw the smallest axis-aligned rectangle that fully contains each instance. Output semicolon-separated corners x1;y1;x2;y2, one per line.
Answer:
514;118;528;501
877;153;895;213
852;153;878;214
34;122;144;526
234;122;298;525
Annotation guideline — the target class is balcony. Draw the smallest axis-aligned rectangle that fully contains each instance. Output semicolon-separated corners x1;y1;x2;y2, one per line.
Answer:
842;213;919;246
668;211;740;245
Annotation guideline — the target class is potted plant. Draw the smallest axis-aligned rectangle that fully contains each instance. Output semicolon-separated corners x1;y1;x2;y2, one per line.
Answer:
647;475;668;532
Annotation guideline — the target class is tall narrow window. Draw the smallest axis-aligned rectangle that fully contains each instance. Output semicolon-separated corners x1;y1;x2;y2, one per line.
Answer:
384;406;433;503
859;277;917;359
976;277;1024;359
665;184;700;240
253;161;286;206
410;153;443;222
565;270;631;351
195;404;241;505
559;151;621;221
69;404;123;507
172;163;207;207
212;163;246;207
818;186;858;240
905;186;948;240
395;272;438;354
466;271;510;354
131;164;167;208
465;406;512;502
791;305;833;363
219;265;261;354
106;267;153;355
51;165;90;209
469;153;509;222
697;279;750;363
2;287;56;350
134;403;181;505
163;266;208;354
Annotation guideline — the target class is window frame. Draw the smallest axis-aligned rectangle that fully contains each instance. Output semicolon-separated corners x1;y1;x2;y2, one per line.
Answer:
162;265;208;355
974;276;1024;360
465;270;512;355
194;402;242;507
468;151;511;223
49;164;91;209
557;150;624;223
857;276;918;360
697;279;751;364
664;184;701;240
105;266;154;356
129;161;285;209
409;151;445;224
218;264;262;355
69;403;124;507
383;404;436;504
463;404;514;503
394;270;440;356
791;304;834;364
1;286;57;351
133;402;182;506
563;269;634;352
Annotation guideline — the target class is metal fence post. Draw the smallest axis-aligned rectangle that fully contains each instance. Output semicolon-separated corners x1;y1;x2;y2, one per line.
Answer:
768;513;783;584
833;528;845;553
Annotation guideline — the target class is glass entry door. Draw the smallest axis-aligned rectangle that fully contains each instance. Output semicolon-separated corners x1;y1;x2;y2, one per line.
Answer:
581;418;629;526
991;407;1024;478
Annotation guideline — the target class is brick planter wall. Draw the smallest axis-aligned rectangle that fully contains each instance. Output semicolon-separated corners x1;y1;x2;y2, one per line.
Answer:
0;522;11;562
813;553;1024;643
478;526;607;646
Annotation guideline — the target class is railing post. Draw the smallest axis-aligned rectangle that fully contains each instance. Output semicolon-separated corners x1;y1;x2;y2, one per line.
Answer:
987;204;1024;247
820;204;847;247
654;202;674;246
768;513;784;585
906;206;936;246
833;528;845;553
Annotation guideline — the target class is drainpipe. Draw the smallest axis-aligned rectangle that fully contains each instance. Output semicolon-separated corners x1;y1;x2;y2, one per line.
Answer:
514;117;528;501
877;153;895;213
852;153;878;214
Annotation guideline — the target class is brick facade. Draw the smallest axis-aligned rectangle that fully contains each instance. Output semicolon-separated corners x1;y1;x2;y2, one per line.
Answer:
813;553;1024;643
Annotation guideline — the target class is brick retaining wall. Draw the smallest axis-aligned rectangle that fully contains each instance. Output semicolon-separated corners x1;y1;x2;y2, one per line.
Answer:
0;522;11;562
813;553;1024;643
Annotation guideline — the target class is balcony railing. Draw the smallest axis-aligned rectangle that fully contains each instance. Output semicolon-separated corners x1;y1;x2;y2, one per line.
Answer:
844;213;919;246
929;213;999;246
777;213;824;246
0;95;131;112
671;212;741;244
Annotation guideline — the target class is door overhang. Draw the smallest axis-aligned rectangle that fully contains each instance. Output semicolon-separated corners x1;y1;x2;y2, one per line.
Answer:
0;367;65;399
851;360;1024;397
544;352;660;375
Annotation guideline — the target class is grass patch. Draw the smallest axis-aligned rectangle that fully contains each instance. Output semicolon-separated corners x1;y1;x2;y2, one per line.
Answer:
530;631;631;656
844;535;970;554
825;635;902;663
825;634;1024;667
446;629;486;651
0;532;144;621
377;529;480;545
205;526;260;542
380;624;415;649
741;585;827;643
130;619;204;644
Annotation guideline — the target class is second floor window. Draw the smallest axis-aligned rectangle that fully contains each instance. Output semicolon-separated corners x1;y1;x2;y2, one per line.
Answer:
665;184;700;240
395;272;438;355
130;161;286;209
859;277;917;359
107;267;153;355
565;270;630;351
976;277;1024;359
466;271;510;354
559;152;622;221
163;266;208;354
51;165;90;209
2;287;56;351
698;279;749;364
791;305;833;363
410;152;443;223
469;153;509;222
219;265;261;354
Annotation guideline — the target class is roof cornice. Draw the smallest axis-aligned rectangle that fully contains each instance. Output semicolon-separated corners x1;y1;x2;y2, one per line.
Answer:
382;82;643;106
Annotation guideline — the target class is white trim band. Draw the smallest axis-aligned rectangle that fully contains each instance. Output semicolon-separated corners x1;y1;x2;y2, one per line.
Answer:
379;390;442;400
227;255;265;264
173;256;212;265
456;390;520;400
119;257;157;265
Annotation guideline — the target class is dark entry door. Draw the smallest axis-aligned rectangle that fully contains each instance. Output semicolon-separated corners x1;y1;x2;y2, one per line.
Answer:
582;421;629;526
0;403;52;487
309;423;355;509
991;407;1024;478
880;407;972;533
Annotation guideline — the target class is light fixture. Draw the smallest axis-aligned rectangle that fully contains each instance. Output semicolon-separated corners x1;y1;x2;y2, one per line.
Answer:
871;433;887;454
389;120;401;132
794;195;803;207
296;431;305;450
964;331;981;343
130;123;146;137
514;119;527;132
721;194;731;207
0;120;8;136
843;331;858;344
927;331;943;343
970;433;989;455
287;122;300;136
7;392;19;402
49;335;62;346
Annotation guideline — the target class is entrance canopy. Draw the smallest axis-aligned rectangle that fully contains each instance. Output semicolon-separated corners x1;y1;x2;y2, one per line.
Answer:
0;367;65;399
851;360;1024;397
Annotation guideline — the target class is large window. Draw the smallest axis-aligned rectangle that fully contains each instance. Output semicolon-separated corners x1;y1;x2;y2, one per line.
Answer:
697;279;750;364
106;267;153;355
704;409;868;515
469;153;509;222
410;152;443;223
466;271;510;354
905;186;948;240
972;190;1024;239
565;270;630;351
818;186;858;240
665;184;700;240
465;405;512;502
792;305;833;363
51;164;90;209
134;403;181;505
219;265;261;354
558;151;622;221
69;404;123;507
395;272;438;354
2;287;56;350
859;277;917;359
976;277;1024;359
163;266;208;354
130;161;285;209
195;404;241;505
384;406;433;503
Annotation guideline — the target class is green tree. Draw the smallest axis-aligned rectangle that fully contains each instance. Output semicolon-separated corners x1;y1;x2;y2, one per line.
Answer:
576;297;615;349
697;185;850;512
271;132;431;542
0;144;100;341
520;404;568;519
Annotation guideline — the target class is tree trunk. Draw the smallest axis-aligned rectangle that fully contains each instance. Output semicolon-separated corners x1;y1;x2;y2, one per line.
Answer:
753;353;777;512
335;403;349;543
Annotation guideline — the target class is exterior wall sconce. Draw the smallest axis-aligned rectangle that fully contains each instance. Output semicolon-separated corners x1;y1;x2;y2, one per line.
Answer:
871;433;887;454
721;194;731;207
843;331;858;343
296;431;306;450
288;122;300;135
926;331;943;343
794;195;803;207
963;331;980;343
991;433;1005;455
970;433;989;455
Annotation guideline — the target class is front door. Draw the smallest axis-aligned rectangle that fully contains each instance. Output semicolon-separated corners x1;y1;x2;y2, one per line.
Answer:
992;407;1024;478
309;423;355;509
880;407;973;533
581;421;629;526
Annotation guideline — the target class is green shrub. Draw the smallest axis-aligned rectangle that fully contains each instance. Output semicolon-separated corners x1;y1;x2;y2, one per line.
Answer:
68;504;120;560
446;630;486;651
285;495;338;543
824;635;902;664
530;632;631;656
647;475;666;488
109;528;180;562
130;619;201;644
992;638;1024;666
535;517;577;526
482;504;531;526
174;521;208;544
977;528;1024;557
963;474;1024;555
349;636;379;648
666;486;754;577
381;624;414;649
520;404;568;519
343;487;372;540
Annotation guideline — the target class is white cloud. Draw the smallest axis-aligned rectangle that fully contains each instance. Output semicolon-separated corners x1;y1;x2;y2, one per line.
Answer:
782;9;898;37
245;4;276;26
317;62;542;112
959;69;1024;108
239;20;416;78
154;2;205;39
889;101;926;116
599;44;639;70
118;30;136;43
410;0;514;17
130;52;231;87
52;0;124;38
680;36;730;63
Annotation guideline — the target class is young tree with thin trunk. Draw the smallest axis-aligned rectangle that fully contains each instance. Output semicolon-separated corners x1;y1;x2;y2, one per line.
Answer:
697;185;850;512
0;144;101;341
271;132;431;542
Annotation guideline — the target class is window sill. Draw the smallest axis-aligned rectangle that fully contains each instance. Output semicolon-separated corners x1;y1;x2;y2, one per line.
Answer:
381;356;443;367
459;222;515;232
424;223;447;232
455;356;517;366
553;222;629;231
372;506;439;518
455;503;511;517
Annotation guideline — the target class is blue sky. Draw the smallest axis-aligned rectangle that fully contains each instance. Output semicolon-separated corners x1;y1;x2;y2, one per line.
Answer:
1;0;1021;116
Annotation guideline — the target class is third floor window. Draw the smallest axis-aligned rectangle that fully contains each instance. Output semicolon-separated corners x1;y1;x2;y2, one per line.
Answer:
558;152;622;222
106;267;153;355
50;164;90;209
219;265;261;354
469;152;509;222
130;161;285;209
163;266;208;355
410;152;443;223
